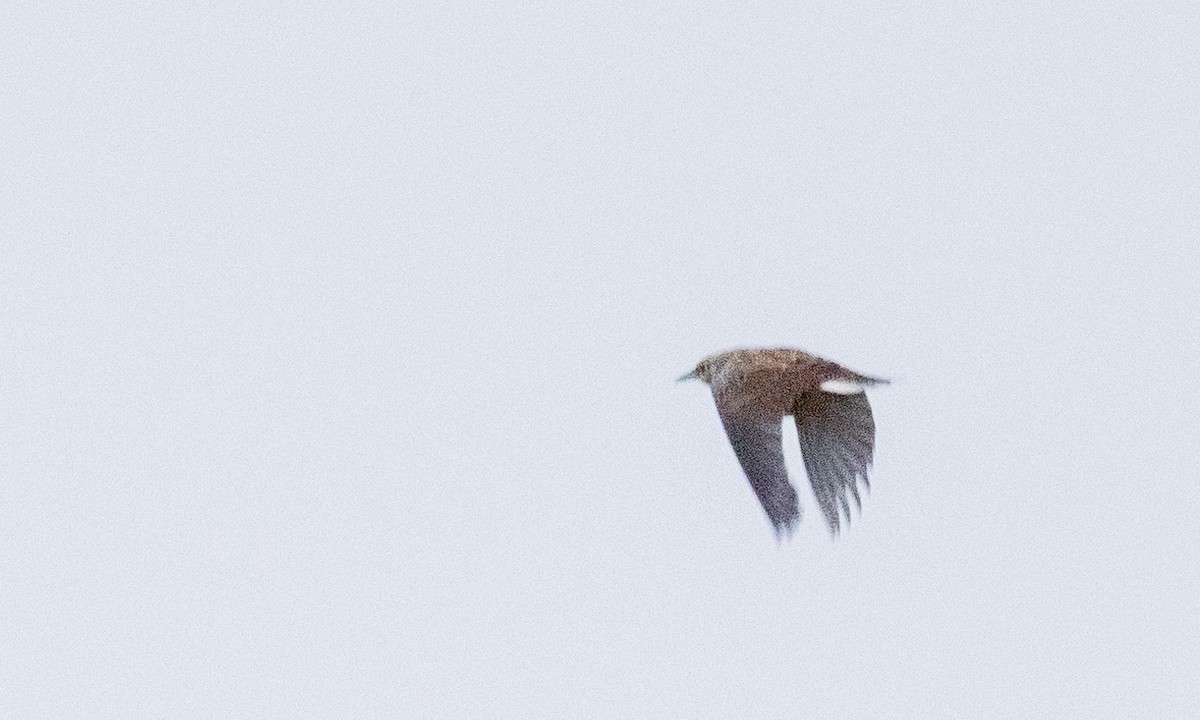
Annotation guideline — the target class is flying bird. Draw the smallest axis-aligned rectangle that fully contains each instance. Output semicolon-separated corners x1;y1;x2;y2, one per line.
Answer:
679;348;888;538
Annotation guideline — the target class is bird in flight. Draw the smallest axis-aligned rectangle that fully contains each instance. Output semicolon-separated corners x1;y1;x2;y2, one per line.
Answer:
679;348;888;538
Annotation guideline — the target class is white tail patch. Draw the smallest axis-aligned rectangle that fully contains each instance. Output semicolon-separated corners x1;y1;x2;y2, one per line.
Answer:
820;379;866;394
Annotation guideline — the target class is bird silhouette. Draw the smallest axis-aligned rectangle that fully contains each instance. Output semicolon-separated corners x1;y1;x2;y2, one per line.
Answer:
679;348;888;538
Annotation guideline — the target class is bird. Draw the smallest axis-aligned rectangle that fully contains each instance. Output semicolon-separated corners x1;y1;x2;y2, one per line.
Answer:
678;348;888;538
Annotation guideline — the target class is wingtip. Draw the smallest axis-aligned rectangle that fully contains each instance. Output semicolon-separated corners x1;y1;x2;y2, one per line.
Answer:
822;507;843;538
772;511;801;542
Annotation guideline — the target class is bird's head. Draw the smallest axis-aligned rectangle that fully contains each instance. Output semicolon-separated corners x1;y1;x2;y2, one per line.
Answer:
677;358;715;384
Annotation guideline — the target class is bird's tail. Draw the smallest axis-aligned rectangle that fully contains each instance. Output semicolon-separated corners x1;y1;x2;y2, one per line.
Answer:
817;362;890;395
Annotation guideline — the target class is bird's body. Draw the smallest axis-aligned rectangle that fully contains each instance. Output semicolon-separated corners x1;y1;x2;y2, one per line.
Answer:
680;348;888;538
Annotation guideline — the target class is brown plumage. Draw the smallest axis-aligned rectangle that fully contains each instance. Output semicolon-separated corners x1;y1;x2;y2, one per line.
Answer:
679;348;888;538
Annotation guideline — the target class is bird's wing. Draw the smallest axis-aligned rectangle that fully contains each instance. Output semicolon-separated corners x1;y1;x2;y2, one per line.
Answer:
793;390;877;534
715;398;800;536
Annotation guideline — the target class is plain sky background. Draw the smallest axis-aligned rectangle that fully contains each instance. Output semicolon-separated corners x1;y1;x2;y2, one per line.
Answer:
3;2;1198;718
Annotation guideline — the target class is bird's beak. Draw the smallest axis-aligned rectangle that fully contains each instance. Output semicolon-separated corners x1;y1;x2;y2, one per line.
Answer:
676;370;697;383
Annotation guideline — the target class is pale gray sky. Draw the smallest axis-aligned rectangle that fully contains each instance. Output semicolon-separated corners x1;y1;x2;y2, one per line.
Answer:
3;3;1198;718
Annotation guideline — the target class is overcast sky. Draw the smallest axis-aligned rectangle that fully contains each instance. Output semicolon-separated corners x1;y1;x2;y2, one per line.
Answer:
3;2;1198;718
